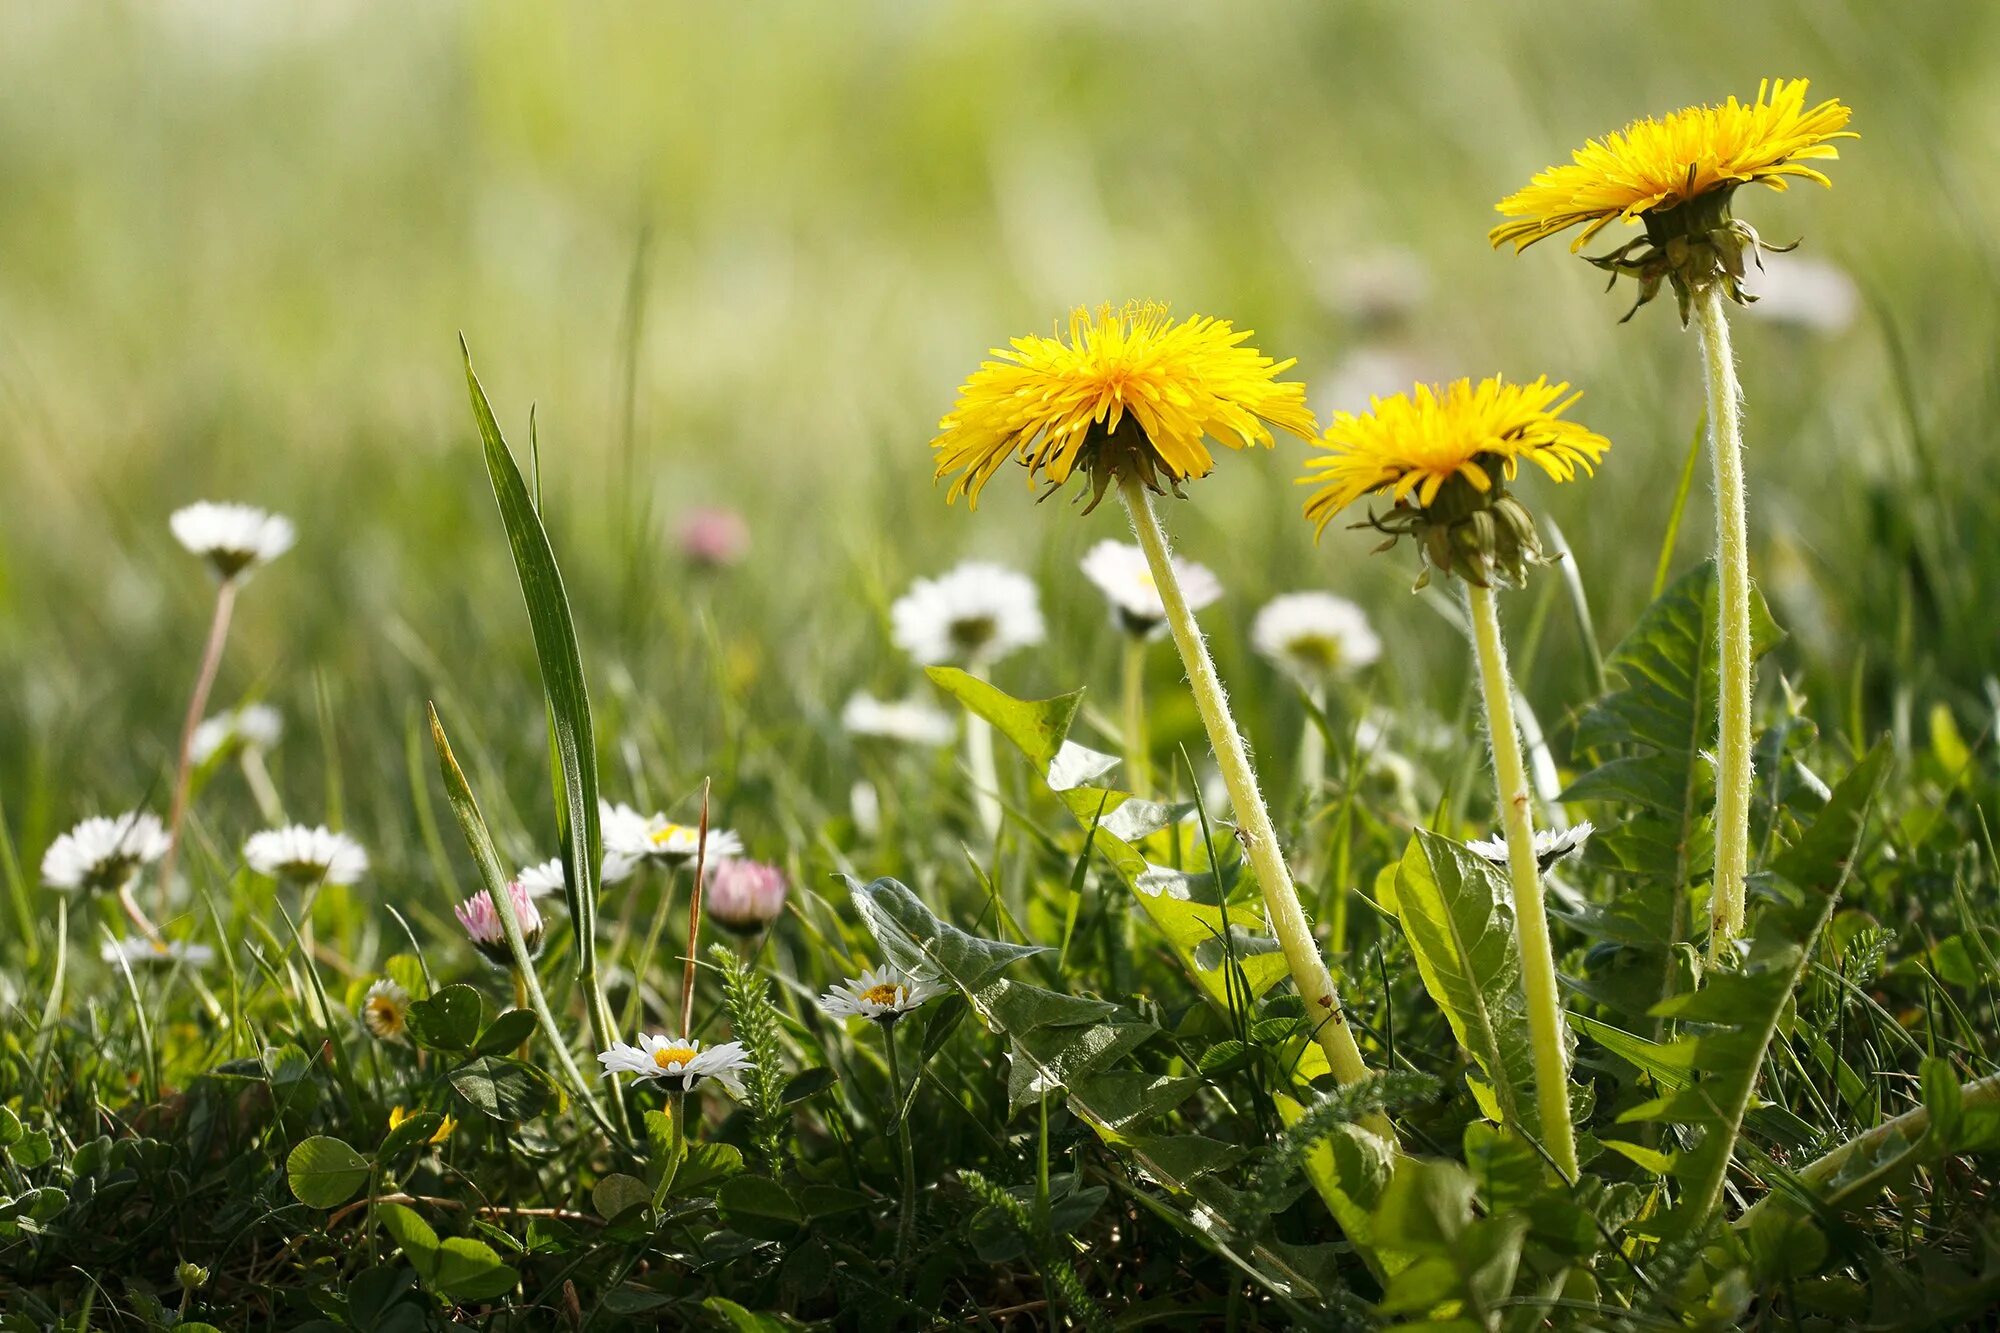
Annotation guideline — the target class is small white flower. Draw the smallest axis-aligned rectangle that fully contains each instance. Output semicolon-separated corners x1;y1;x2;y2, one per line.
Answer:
599;800;743;875
1467;821;1594;874
1252;593;1382;684
890;561;1045;666
818;965;949;1024
841;693;956;747
1078;540;1221;638
100;936;215;969
190;703;284;765
518;857;568;899
42;813;170;894
1741;254;1859;334
243;824;369;886
598;1035;752;1097
361;979;411;1040
454;879;545;966
170;502;295;581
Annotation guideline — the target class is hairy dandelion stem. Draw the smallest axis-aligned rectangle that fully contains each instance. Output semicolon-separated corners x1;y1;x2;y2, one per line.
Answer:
1119;476;1377;1098
1694;282;1755;959
1466;580;1579;1180
1120;636;1150;797
159;578;238;915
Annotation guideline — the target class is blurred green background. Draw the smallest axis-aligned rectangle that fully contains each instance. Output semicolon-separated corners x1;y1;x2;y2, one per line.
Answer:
3;0;1996;870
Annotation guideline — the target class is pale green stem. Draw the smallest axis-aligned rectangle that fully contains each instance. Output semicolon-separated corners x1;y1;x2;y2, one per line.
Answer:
1120;635;1151;797
241;748;285;826
159;578;238;918
1694;282;1755;959
1466;580;1579;1181
1119;477;1379;1103
884;1017;917;1267
964;660;1003;840
1299;681;1327;801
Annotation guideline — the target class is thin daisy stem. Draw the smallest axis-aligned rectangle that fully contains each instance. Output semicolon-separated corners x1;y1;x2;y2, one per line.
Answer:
1120;635;1151;797
1465;579;1578;1181
1299;681;1327;800
159;577;239;916
1118;476;1379;1102
964;662;1004;840
241;748;285;826
883;1017;917;1268
1694;282;1755;961
116;882;163;943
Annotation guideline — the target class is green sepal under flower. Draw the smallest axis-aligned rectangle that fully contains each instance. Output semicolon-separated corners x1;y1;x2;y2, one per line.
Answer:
1354;466;1551;591
1588;184;1798;325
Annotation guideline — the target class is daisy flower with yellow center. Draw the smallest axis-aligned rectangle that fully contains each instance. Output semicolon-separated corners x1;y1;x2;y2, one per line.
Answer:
818;965;948;1025
596;1034;751;1097
360;979;410;1040
1301;376;1609;585
932;301;1319;511
1492;78;1854;321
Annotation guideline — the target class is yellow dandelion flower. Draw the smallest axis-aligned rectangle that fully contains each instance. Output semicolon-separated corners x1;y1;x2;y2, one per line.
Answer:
387;1104;456;1145
931;301;1318;510
1491;78;1854;253
1299;376;1609;588
1492;79;1854;322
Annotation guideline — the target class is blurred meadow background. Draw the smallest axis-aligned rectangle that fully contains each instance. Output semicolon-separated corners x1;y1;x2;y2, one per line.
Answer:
2;0;1997;921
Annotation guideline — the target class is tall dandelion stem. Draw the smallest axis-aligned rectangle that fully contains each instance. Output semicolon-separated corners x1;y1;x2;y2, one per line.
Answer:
1120;636;1151;797
1120;475;1374;1093
1694;282;1754;959
1466;580;1578;1180
964;662;1004;840
158;578;239;915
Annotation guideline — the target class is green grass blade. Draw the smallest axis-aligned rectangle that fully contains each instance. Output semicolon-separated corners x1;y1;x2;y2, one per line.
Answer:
1650;414;1705;602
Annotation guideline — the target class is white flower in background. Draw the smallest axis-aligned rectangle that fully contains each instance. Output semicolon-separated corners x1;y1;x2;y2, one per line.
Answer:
1742;254;1859;334
518;857;568;899
1468;821;1594;874
890;561;1045;666
1320;247;1430;328
100;936;215;969
1315;347;1436;418
190;703;283;765
361;978;411;1040
598;1035;752;1097
169;502;296;581
599;800;743;875
1079;540;1221;638
818;965;949;1024
42;813;170;894
705;859;789;935
841;693;956;747
1252;593;1382;684
243;825;368;886
454;880;544;966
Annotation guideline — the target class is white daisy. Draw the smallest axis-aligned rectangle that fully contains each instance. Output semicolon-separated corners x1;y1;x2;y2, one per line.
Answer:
1251;593;1383;684
840;692;956;747
597;1035;752;1097
518;857;568;898
100;936;215;969
599;800;743;874
169;502;296;581
889;561;1045;666
706;858;788;935
243;824;369;886
41;813;171;894
1078;540;1221;638
361;979;411;1040
1741;254;1859;335
818;965;949;1024
454;880;545;967
1467;822;1594;874
190;703;284;765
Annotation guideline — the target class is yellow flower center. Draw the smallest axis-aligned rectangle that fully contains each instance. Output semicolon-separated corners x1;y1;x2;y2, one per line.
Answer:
365;996;404;1034
652;1045;699;1069
648;824;692;847
862;983;905;1008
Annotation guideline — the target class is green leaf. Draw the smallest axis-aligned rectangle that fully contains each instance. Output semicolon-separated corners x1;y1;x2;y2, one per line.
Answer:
779;1067;837;1106
1391;829;1541;1141
463;344;603;951
448;1055;553;1122
403;984;481;1051
1921;1056;1964;1152
592;1173;652;1221
379;1200;518;1302
702;1297;802;1333
287;1136;370;1209
379;1112;447;1160
715;1175;804;1242
472;1008;538;1057
845;873;1045;989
